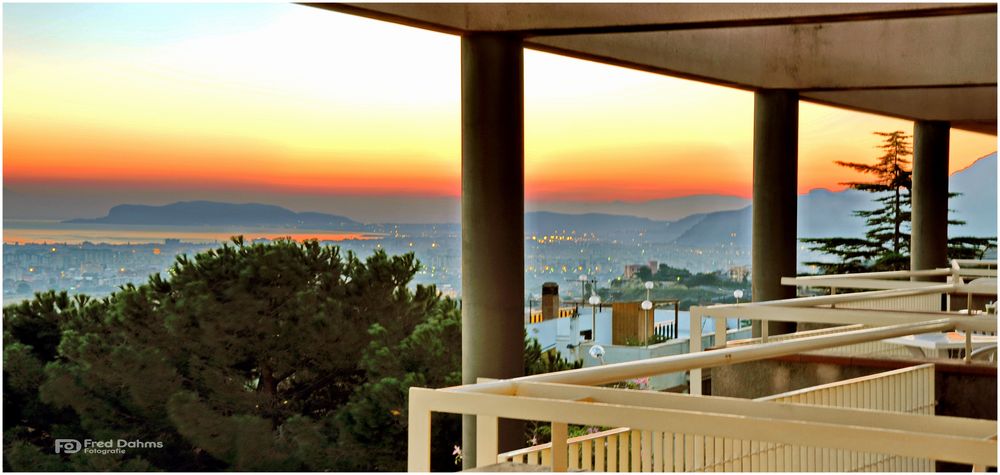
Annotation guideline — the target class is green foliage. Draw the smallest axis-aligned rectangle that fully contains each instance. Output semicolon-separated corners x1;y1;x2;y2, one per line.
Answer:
804;131;996;273
948;236;998;260
5;238;584;472
524;331;583;375
836;131;913;255
653;264;692;282
623;334;668;347
3;239;463;471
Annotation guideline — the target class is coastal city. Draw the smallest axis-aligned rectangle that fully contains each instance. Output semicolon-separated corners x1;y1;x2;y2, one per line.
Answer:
3;228;750;308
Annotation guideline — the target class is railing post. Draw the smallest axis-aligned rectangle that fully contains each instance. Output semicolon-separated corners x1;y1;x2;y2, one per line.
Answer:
690;307;703;395
714;316;728;348
407;388;432;472
964;331;973;363
552;422;568;472
477;415;499;467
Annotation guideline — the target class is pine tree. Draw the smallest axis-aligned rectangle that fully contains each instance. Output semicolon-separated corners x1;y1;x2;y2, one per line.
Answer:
4;238;583;471
803;131;996;273
804;131;913;272
838;131;913;254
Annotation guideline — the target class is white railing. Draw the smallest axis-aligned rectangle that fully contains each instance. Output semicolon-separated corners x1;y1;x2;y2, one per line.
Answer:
689;261;998;391
409;318;997;471
409;263;997;472
728;324;914;359
497;364;937;472
779;260;997;292
750;363;936;472
498;427;631;470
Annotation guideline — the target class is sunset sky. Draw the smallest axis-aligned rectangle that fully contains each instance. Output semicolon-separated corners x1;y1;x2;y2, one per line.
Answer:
4;3;997;222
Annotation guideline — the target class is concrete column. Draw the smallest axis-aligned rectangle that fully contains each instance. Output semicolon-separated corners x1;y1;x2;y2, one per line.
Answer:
460;33;524;468
911;120;950;275
752;90;798;337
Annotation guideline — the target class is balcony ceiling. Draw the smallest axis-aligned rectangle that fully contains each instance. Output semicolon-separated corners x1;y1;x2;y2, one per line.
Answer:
308;3;998;134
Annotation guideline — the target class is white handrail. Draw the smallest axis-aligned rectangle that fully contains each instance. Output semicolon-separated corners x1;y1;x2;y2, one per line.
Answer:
451;319;954;392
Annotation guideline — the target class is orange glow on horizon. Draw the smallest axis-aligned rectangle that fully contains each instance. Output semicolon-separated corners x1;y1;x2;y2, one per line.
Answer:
3;4;996;207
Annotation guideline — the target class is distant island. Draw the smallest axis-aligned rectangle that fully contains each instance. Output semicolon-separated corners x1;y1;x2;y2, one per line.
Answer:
65;201;364;230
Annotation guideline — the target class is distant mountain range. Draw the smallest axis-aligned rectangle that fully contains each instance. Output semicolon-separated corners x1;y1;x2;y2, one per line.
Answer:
949;152;998;237
674;152;997;246
62;153;996;244
527;194;751;222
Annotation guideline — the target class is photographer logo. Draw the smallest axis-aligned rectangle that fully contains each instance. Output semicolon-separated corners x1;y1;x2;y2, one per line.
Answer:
54;439;82;454
54;438;162;455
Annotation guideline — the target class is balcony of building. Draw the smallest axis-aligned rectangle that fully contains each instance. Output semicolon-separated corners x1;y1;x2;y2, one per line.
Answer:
408;260;996;472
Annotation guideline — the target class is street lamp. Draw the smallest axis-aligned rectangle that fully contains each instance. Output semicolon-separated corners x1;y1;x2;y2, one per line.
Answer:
589;344;606;365
733;289;745;329
641;298;653;345
643;281;654;345
588;293;601;341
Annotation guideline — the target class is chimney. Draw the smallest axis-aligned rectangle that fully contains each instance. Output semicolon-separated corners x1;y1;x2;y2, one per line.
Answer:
541;282;559;321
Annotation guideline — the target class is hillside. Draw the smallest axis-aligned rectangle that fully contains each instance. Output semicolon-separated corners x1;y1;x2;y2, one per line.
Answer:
671;152;997;246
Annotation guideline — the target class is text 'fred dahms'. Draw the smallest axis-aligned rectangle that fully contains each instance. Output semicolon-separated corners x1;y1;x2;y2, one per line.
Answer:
55;439;164;455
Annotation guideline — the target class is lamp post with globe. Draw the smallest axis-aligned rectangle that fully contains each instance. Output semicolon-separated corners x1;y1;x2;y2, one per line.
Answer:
642;281;654;344
588;293;601;341
640;298;653;345
734;289;745;330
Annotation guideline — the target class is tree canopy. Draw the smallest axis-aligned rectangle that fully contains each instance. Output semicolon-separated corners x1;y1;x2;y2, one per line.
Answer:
803;131;995;273
4;238;579;471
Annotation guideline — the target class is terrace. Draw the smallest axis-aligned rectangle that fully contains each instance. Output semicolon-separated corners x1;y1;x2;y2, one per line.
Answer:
307;3;998;470
409;261;997;471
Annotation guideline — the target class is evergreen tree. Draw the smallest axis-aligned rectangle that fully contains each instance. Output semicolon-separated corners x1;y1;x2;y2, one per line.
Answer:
803;131;996;273
4;238;581;471
803;131;913;272
837;130;913;255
